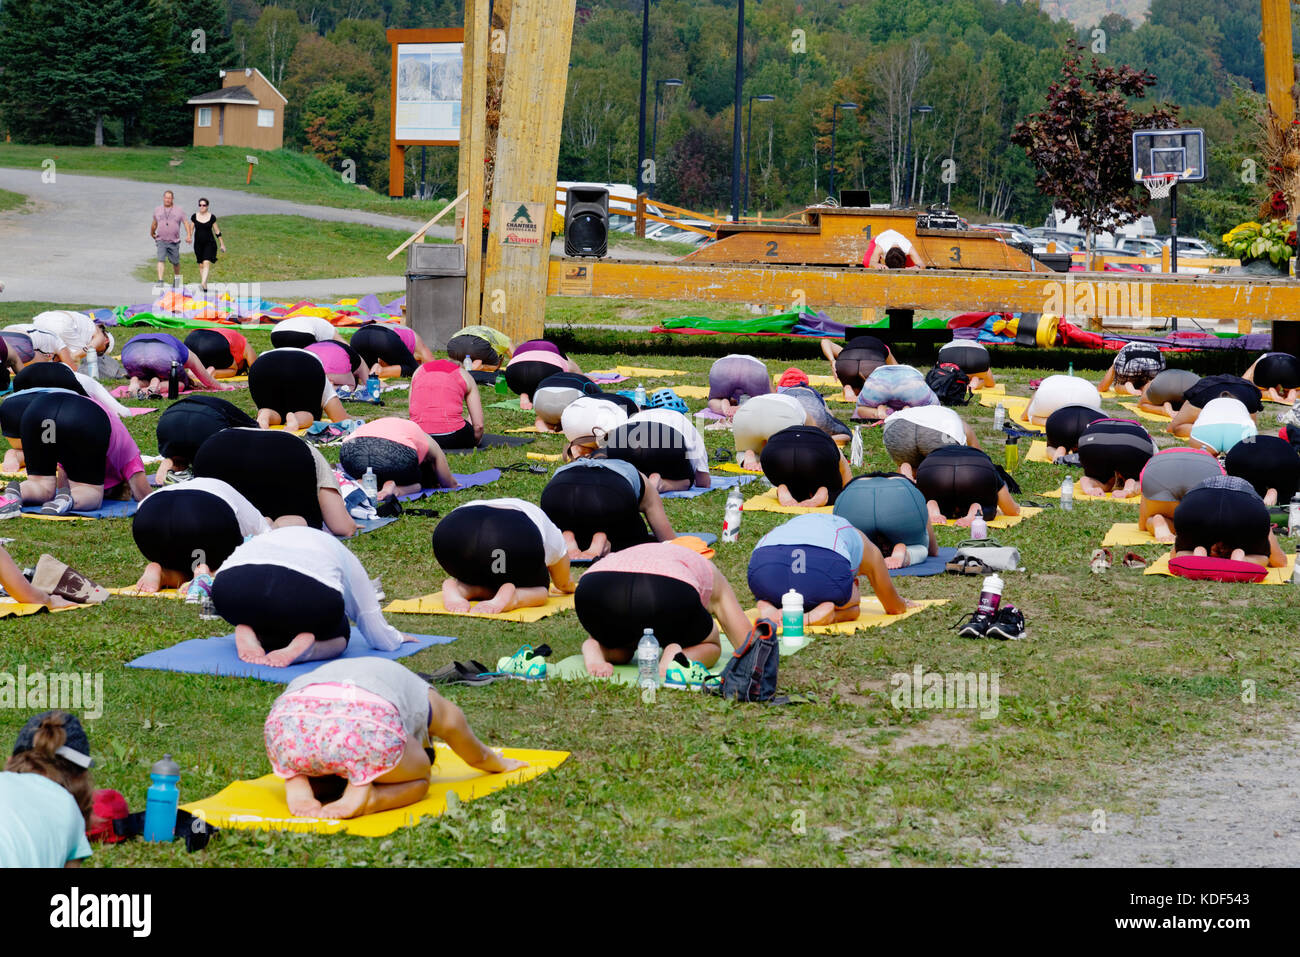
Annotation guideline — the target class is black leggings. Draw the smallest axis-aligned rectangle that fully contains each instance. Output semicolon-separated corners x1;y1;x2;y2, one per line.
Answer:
539;466;651;552
193;428;322;527
914;446;1003;520
2;391;47;439
1045;405;1106;451
1184;374;1263;413
185;329;236;370
448;334;499;367
760;425;843;504
155;396;255;464
1174;486;1271;557
1143;369;1199;409
1077;420;1154;482
269;329;319;350
339;436;421;487
249;349;327;418
132;489;245;575
1224;435;1300;501
603;421;695;481
937;344;990;375
430;420;477;450
1254;353;1300;391
351;324;418;376
575;571;713;650
14;363;83;394
211;564;349;652
21;392;111;485
432;505;549;589
504;360;564;400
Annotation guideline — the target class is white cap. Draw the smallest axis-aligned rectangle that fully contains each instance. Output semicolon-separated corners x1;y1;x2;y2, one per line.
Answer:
561;395;628;444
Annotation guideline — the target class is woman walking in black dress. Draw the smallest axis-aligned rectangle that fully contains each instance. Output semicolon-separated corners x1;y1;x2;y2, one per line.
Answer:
191;198;226;291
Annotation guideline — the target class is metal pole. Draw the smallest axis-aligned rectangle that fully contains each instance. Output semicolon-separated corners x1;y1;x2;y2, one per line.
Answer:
744;96;753;217
830;106;838;199
1169;182;1179;332
904;112;915;208
637;0;649;199
419;146;427;200
730;0;744;222
651;82;663;201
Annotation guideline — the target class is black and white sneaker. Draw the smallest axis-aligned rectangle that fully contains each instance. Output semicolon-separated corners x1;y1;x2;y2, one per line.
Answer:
954;611;993;639
986;604;1026;641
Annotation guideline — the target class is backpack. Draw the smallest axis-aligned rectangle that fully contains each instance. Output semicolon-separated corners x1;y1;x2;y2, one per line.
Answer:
704;618;787;704
926;362;972;406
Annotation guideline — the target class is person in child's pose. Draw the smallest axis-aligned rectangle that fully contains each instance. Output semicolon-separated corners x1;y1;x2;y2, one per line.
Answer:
266;658;527;819
1;710;95;867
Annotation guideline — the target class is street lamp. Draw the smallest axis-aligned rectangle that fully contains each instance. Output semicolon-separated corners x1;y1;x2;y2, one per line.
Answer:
730;0;745;222
829;101;858;200
744;93;776;217
903;103;934;207
650;78;683;201
636;1;650;202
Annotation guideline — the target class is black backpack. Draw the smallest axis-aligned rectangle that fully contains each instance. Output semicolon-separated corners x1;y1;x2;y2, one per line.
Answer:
926;362;972;406
704;618;788;704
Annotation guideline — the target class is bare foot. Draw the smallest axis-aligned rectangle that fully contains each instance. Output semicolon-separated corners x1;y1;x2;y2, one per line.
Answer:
441;580;472;614
1230;548;1247;562
776;485;799;507
234;624;266;664
884;553;904;569
135;562;164;594
805;601;836;625
658;643;684;678
954;515;976;528
519;394;533;411
1154;531;1175;544
755;600;778;622
257;409;273;429
473;583;517;615
287;795;324;817
262;645;307;668
582;637;614;678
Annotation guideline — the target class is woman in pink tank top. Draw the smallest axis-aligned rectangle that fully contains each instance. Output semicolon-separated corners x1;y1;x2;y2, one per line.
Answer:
409;360;484;449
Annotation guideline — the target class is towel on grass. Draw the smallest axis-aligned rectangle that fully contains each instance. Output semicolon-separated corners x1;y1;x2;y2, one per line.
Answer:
551;636;737;684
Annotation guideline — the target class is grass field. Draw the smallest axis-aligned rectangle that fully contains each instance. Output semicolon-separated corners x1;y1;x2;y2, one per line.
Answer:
1;325;1295;867
0;187;30;213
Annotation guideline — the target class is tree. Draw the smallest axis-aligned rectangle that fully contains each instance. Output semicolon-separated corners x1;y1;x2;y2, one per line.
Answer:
248;6;304;89
139;0;239;145
1011;43;1179;250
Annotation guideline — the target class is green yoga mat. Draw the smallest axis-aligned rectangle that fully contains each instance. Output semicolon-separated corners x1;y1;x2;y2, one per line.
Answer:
550;635;737;688
658;309;816;335
488;398;525;411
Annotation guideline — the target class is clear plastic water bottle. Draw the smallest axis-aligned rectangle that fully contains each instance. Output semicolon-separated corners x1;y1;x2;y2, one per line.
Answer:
992;402;1005;432
971;514;988;540
85;348;99;380
634;383;647;408
636;628;660;690
462;355;473;371
1060;478;1074;511
1067;361;1074;377
144;754;180;842
781;589;805;648
1289;493;1300;536
850;426;864;467
367;373;382;402
361;467;378;505
199;590;222;620
721;485;744;542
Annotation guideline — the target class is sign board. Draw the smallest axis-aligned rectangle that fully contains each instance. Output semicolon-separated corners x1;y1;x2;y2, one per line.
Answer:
395;42;463;144
558;262;593;295
500;202;546;246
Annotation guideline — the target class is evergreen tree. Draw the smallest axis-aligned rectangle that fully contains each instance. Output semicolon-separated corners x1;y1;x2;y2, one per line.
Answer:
139;0;238;145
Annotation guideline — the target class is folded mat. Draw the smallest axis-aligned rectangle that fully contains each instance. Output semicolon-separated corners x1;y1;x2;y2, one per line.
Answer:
743;488;832;514
972;382;1006;395
1118;400;1173;422
443;434;535;454
384;593;574;622
0;598;94;618
1042;480;1140;505
937;507;1042;529
891;547;958;577
661;474;756;499
1144;551;1295;585
744;597;947;634
587;365;686;378
1101;522;1164;548
181;743;568;837
526;452;562;462
588;372;628;384
714;461;762;475
805;374;841;388
126;630;453;683
552;636;737;685
979;391;1030;411
397;470;501;498
22;499;138;520
106;586;185;599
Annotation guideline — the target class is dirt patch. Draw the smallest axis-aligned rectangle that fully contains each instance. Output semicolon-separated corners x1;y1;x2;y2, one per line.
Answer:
616;306;648;320
833;679;887;706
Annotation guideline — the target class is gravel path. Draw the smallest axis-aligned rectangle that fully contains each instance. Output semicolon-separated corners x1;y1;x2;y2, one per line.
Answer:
990;720;1300;866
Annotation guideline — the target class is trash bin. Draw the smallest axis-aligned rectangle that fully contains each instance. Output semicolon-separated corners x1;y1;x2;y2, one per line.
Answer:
405;243;466;352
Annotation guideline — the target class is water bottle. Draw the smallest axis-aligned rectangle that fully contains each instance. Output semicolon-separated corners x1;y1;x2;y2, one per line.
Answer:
367;373;382;402
634;383;647;408
781;589;805;648
721;485;743;542
971;515;988;540
495;373;509;394
462;355;473;371
975;572;1005;619
1060;478;1074;511
199;590;222;620
144;754;180;842
850;426;864;467
85;348;99;380
1067;361;1074;377
361;467;378;505
168;360;180;399
992;402;1005;432
1004;433;1018;471
636;628;660;690
1289;493;1300;536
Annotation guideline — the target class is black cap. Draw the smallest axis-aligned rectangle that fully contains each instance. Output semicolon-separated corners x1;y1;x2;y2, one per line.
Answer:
12;710;94;769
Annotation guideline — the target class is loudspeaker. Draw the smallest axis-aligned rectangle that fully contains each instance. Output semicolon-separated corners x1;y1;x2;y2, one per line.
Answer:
839;188;871;207
564;187;609;257
1272;319;1300;356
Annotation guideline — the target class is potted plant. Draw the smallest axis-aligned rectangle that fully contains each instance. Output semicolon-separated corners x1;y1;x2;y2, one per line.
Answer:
1221;216;1296;276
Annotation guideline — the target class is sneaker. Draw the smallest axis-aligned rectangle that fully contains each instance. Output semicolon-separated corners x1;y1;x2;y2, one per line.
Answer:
986;604;1026;641
0;495;20;520
335;385;353;399
663;654;712;690
185;573;214;604
953;611;994;639
165;468;193;484
496;643;551;681
40;493;74;515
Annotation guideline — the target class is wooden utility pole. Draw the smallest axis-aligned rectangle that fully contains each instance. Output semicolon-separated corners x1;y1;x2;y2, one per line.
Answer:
1261;0;1295;125
457;0;491;326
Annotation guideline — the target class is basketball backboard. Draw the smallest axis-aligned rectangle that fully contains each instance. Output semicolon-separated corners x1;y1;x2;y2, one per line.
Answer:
1131;128;1206;183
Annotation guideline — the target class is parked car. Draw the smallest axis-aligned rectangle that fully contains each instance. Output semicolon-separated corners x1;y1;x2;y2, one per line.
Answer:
1116;237;1164;256
977;222;1032;242
1165;237;1218;257
1027;229;1086;253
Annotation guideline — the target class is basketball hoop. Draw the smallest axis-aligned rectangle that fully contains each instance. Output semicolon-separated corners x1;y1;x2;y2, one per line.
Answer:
1142;173;1179;200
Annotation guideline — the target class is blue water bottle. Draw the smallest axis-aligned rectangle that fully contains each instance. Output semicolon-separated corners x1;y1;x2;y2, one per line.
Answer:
367;373;382;402
144;753;180;842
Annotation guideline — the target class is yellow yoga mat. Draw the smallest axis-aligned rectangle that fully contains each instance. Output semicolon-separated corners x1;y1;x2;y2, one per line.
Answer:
937;507;1042;529
505;426;562;435
1118;400;1173;423
0;598;91;619
384;592;575;622
671;385;710;399
1101;523;1165;548
979;391;1029;410
106;587;186;600
972;382;1006;395
1043;481;1141;505
1026;440;1055;464
182;745;568;837
588;365;687;378
805;374;840;388
526;452;562;462
1144;552;1296;585
715;462;762;475
743;488;833;515
268;425;310;436
744;598;947;635
825;395;857;405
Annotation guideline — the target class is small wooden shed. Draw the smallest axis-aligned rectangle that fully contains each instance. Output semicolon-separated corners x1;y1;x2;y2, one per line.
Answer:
188;68;287;150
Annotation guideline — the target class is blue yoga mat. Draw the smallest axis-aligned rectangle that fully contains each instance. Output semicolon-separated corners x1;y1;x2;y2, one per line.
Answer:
126;630;455;683
351;516;399;535
23;498;138;519
397;469;501;501
660;474;757;499
888;546;957;578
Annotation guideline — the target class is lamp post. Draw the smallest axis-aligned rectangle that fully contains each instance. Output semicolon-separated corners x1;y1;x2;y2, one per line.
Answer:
636;0;649;201
744;93;775;217
650;78;683;201
903;103;933;207
829;101;858;200
730;0;745;222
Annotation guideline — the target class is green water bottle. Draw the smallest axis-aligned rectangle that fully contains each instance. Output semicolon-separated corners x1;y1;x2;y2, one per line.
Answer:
1005;432;1018;472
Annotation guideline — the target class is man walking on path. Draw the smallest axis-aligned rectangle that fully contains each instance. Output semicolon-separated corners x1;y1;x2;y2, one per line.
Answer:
151;190;191;283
